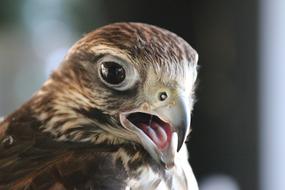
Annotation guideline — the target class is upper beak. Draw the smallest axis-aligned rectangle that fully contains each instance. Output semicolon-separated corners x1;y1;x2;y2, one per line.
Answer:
155;94;191;152
153;93;191;167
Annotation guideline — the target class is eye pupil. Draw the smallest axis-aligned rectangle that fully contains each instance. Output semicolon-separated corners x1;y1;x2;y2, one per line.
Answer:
100;62;126;85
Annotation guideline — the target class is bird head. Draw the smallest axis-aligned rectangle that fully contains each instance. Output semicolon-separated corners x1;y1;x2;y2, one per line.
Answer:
36;23;198;169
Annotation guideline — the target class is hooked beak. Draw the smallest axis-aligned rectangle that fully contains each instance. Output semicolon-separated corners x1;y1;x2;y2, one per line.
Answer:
119;94;191;169
154;94;191;152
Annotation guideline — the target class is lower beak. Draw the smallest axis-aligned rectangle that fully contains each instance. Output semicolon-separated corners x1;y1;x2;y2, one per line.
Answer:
119;93;191;169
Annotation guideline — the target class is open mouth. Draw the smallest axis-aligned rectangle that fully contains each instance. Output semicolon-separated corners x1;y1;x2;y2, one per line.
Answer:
127;112;172;150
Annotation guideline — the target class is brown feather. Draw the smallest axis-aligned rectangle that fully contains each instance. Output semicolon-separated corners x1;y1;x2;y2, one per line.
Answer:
0;22;198;189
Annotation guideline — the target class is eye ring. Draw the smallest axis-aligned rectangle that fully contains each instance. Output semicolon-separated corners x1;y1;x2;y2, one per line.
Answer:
98;55;139;91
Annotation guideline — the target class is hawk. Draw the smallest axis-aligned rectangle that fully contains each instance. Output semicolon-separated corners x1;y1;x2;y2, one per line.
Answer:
0;23;199;190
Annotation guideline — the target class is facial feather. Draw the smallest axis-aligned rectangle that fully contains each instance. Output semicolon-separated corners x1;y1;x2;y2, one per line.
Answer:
0;22;199;190
20;22;198;149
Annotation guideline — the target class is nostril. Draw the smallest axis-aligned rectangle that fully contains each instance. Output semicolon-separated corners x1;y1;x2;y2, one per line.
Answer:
159;91;168;101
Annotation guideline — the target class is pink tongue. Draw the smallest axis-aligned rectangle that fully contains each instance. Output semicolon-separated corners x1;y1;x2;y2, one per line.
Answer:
138;121;171;149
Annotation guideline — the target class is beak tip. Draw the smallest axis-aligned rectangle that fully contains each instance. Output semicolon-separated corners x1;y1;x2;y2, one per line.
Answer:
177;125;188;152
177;140;184;152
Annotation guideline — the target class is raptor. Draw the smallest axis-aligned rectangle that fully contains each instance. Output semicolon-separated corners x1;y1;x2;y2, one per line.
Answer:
0;22;199;190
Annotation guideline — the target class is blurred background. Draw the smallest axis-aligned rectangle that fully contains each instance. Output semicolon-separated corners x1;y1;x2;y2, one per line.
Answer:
0;0;284;190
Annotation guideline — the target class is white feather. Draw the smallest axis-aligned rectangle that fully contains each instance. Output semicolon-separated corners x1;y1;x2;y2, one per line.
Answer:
172;144;199;190
126;143;199;190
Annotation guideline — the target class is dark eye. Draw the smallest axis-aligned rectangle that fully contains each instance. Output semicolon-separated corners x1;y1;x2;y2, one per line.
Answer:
100;62;126;85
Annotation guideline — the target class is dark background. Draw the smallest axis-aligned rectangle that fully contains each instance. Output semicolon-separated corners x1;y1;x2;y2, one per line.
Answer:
100;1;259;190
0;1;259;189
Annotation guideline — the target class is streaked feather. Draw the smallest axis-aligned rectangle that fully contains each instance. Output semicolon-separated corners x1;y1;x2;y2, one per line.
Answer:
0;22;198;189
